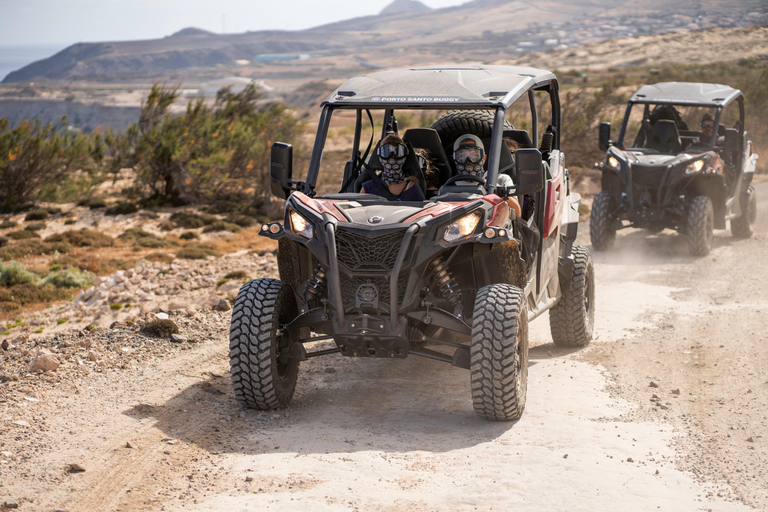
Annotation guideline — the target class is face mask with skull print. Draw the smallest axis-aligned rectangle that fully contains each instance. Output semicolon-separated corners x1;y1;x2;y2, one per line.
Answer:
381;156;407;185
456;162;485;178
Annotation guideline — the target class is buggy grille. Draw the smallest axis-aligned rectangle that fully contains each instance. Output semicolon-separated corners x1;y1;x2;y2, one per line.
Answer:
335;229;406;272
631;164;665;187
339;275;408;312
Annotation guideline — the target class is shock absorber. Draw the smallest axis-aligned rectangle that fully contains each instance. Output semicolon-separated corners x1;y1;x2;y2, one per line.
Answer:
428;258;462;307
303;265;327;304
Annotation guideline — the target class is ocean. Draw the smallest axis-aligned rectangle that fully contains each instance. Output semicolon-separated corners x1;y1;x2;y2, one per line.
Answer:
0;45;67;82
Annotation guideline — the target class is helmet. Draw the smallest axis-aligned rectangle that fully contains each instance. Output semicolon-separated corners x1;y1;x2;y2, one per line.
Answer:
453;134;485;165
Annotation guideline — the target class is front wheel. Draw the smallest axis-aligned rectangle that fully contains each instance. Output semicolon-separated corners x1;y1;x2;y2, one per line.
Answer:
229;278;300;410
470;284;528;421
549;245;595;347
731;186;756;239
687;195;714;256
590;192;617;251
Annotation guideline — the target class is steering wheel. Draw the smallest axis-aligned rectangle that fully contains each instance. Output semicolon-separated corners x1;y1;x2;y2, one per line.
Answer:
438;174;486;196
441;174;486;188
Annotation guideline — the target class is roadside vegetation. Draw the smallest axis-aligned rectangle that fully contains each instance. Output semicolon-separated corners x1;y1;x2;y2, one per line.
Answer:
0;63;764;321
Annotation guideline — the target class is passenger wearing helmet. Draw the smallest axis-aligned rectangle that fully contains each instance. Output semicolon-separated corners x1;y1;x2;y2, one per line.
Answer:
453;134;513;189
361;133;425;201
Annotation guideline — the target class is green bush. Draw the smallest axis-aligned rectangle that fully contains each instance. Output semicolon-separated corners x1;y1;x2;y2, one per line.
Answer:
24;209;49;221
6;230;39;240
46;229;114;248
0;220;17;229
41;267;95;288
0;261;40;286
224;270;248;280
0;236;8;247
225;214;256;227
105;202;139;216
64;218;77;225
110;303;123;310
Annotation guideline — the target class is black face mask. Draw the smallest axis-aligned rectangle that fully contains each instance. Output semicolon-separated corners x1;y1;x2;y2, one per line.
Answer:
381;156;407;185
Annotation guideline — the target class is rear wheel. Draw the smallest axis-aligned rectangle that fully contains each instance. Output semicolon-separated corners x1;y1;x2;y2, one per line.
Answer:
731;185;756;239
590;191;617;251
687;195;714;256
549;246;595;347
229;278;299;410
470;284;528;421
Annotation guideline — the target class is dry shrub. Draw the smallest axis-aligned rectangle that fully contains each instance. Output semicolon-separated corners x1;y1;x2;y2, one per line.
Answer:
57;253;133;275
142;319;179;338
0;283;71;319
0;240;72;259
119;228;174;248
6;230;39;240
24;222;46;231
24;209;49;221
176;243;220;260
46;229;114;248
144;252;175;263
202;220;241;233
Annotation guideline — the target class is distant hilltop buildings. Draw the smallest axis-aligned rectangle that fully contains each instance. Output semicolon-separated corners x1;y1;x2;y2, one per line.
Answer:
253;54;311;63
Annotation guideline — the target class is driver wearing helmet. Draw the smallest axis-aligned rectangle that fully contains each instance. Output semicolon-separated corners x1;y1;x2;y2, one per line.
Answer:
361;133;425;201
453;134;513;188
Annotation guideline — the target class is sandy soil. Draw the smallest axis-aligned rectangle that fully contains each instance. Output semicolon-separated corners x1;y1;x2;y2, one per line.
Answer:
1;184;767;511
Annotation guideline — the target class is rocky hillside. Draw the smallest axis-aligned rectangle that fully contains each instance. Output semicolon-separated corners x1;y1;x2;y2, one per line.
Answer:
3;0;765;83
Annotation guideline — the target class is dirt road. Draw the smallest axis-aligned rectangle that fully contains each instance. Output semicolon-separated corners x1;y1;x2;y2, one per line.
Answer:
1;185;766;512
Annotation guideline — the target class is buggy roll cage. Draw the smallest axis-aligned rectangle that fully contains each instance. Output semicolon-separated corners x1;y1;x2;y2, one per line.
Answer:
300;66;561;198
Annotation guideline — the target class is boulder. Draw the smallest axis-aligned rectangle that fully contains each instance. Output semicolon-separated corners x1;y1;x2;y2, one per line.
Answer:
29;350;60;372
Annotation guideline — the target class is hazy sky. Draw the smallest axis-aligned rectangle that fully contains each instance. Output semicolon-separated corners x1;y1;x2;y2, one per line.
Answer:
0;0;468;46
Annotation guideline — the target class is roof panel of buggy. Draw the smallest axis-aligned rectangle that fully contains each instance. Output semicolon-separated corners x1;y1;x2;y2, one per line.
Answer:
629;82;742;107
322;65;557;109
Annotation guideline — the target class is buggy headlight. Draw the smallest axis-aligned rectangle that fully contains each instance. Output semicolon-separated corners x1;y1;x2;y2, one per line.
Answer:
685;159;705;174
288;209;313;239
443;211;482;242
607;156;620;169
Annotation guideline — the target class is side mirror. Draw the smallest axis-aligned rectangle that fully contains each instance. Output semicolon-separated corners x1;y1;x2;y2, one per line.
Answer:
270;142;294;199
724;128;738;153
514;148;544;195
598;122;612;151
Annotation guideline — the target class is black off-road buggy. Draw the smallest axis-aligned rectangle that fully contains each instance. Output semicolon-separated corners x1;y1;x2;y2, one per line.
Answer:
230;66;594;421
592;82;759;256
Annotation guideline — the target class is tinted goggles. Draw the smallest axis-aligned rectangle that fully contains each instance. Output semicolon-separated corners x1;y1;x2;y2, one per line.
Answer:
454;145;485;165
701;120;714;129
378;143;408;159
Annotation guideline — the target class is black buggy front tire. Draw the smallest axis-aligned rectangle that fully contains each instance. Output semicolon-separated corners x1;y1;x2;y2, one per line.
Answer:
731;185;756;239
687;195;714;256
549;245;595;347
589;191;617;251
229;278;299;410
470;284;529;421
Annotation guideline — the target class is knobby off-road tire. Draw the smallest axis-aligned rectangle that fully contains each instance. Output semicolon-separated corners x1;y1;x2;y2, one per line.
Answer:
731;185;756;239
470;284;528;421
229;278;299;410
549;245;595;347
589;191;617;251
430;110;513;150
687;195;714;256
